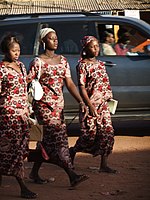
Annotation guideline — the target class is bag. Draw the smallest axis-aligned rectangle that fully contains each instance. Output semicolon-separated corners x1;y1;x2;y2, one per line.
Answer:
29;113;43;141
28;57;43;102
27;148;44;162
29;79;43;101
28;58;44;142
29;123;43;141
28;142;49;162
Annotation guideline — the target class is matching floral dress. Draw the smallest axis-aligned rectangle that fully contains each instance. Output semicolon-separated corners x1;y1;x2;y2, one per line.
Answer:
0;61;30;178
27;56;73;169
74;60;114;156
0;54;114;178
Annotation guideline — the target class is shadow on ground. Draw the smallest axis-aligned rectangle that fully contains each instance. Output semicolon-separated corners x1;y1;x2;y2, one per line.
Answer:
67;120;150;136
0;146;150;200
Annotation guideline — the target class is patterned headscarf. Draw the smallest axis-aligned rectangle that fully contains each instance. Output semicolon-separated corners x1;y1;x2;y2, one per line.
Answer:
39;28;56;41
81;36;98;49
79;36;98;61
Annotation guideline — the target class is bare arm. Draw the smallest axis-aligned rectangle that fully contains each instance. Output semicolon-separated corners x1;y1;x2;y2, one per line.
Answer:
65;77;83;103
79;85;98;117
65;77;88;118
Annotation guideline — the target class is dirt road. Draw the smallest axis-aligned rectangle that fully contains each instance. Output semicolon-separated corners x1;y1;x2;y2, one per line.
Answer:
0;136;150;200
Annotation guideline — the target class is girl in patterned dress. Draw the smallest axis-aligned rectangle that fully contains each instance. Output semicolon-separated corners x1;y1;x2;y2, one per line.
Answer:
69;36;117;173
27;28;89;187
0;35;37;198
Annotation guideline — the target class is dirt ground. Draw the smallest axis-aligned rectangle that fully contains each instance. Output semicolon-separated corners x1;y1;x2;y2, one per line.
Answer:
0;136;150;200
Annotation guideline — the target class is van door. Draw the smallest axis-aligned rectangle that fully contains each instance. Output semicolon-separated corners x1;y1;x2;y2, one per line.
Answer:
96;23;150;111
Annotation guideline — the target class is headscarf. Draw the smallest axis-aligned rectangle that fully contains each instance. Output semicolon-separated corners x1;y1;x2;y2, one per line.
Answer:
79;36;98;60
39;28;56;41
81;36;98;49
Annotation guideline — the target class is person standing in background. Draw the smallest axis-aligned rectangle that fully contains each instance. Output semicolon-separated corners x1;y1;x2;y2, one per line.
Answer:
101;30;116;55
114;30;131;55
0;35;37;198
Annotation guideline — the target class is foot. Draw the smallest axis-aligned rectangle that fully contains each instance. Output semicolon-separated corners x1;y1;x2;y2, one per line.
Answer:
70;174;89;187
69;147;76;165
92;149;101;157
29;174;49;184
21;189;38;199
0;175;2;186
99;166;117;174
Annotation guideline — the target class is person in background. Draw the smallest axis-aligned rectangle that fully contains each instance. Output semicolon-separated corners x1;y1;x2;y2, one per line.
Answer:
69;36;117;173
27;28;89;187
101;30;116;55
114;31;131;55
60;39;79;53
0;35;37;198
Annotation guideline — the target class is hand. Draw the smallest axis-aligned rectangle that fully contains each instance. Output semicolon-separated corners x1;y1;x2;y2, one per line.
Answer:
79;102;88;121
89;104;98;117
107;98;113;102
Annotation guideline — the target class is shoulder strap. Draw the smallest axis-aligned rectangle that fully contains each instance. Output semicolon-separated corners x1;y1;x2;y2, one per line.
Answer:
35;57;41;80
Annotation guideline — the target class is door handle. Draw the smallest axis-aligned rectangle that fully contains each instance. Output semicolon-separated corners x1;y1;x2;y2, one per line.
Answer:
104;61;117;67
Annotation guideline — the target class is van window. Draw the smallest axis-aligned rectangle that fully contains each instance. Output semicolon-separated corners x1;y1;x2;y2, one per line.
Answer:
39;22;89;54
97;23;150;56
0;23;37;55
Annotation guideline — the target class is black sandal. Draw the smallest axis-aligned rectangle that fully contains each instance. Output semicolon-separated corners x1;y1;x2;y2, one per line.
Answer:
69;147;76;165
0;174;2;186
70;174;89;187
99;166;117;174
21;189;38;199
29;174;49;184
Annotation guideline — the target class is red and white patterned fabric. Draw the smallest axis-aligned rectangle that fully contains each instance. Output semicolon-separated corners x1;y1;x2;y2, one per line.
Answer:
74;60;114;156
81;36;98;49
0;61;30;178
27;56;73;168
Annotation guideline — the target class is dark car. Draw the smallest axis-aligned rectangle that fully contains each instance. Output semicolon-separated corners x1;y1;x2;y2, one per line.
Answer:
0;12;150;122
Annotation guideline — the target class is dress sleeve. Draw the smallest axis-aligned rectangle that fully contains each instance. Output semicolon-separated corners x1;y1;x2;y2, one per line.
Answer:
20;62;27;77
76;62;87;87
0;66;2;93
27;57;40;82
65;61;71;78
102;64;113;100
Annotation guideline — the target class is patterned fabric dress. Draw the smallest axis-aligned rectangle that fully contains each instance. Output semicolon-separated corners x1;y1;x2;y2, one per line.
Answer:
27;56;73;169
0;61;30;178
74;60;114;156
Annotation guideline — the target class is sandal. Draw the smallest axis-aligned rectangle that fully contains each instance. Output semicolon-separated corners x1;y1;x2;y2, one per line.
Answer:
21;189;38;199
99;166;117;174
0;174;2;186
70;174;89;187
29;174;49;184
69;147;76;165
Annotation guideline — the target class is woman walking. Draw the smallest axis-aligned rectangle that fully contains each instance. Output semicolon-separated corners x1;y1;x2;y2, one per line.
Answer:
69;36;117;173
0;35;37;198
27;28;89;187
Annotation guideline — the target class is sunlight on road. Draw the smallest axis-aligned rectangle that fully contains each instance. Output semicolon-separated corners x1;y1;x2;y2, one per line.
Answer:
29;136;150;153
68;136;150;153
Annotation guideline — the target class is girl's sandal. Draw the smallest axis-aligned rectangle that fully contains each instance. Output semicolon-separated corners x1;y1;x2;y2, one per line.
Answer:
29;174;49;184
70;174;89;187
99;166;117;174
21;190;38;199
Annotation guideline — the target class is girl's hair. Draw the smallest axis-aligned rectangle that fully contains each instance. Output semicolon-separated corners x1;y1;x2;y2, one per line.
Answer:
80;35;98;59
117;32;130;44
0;34;20;54
102;30;114;43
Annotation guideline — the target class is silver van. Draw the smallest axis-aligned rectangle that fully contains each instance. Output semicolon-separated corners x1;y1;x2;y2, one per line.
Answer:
0;12;150;122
